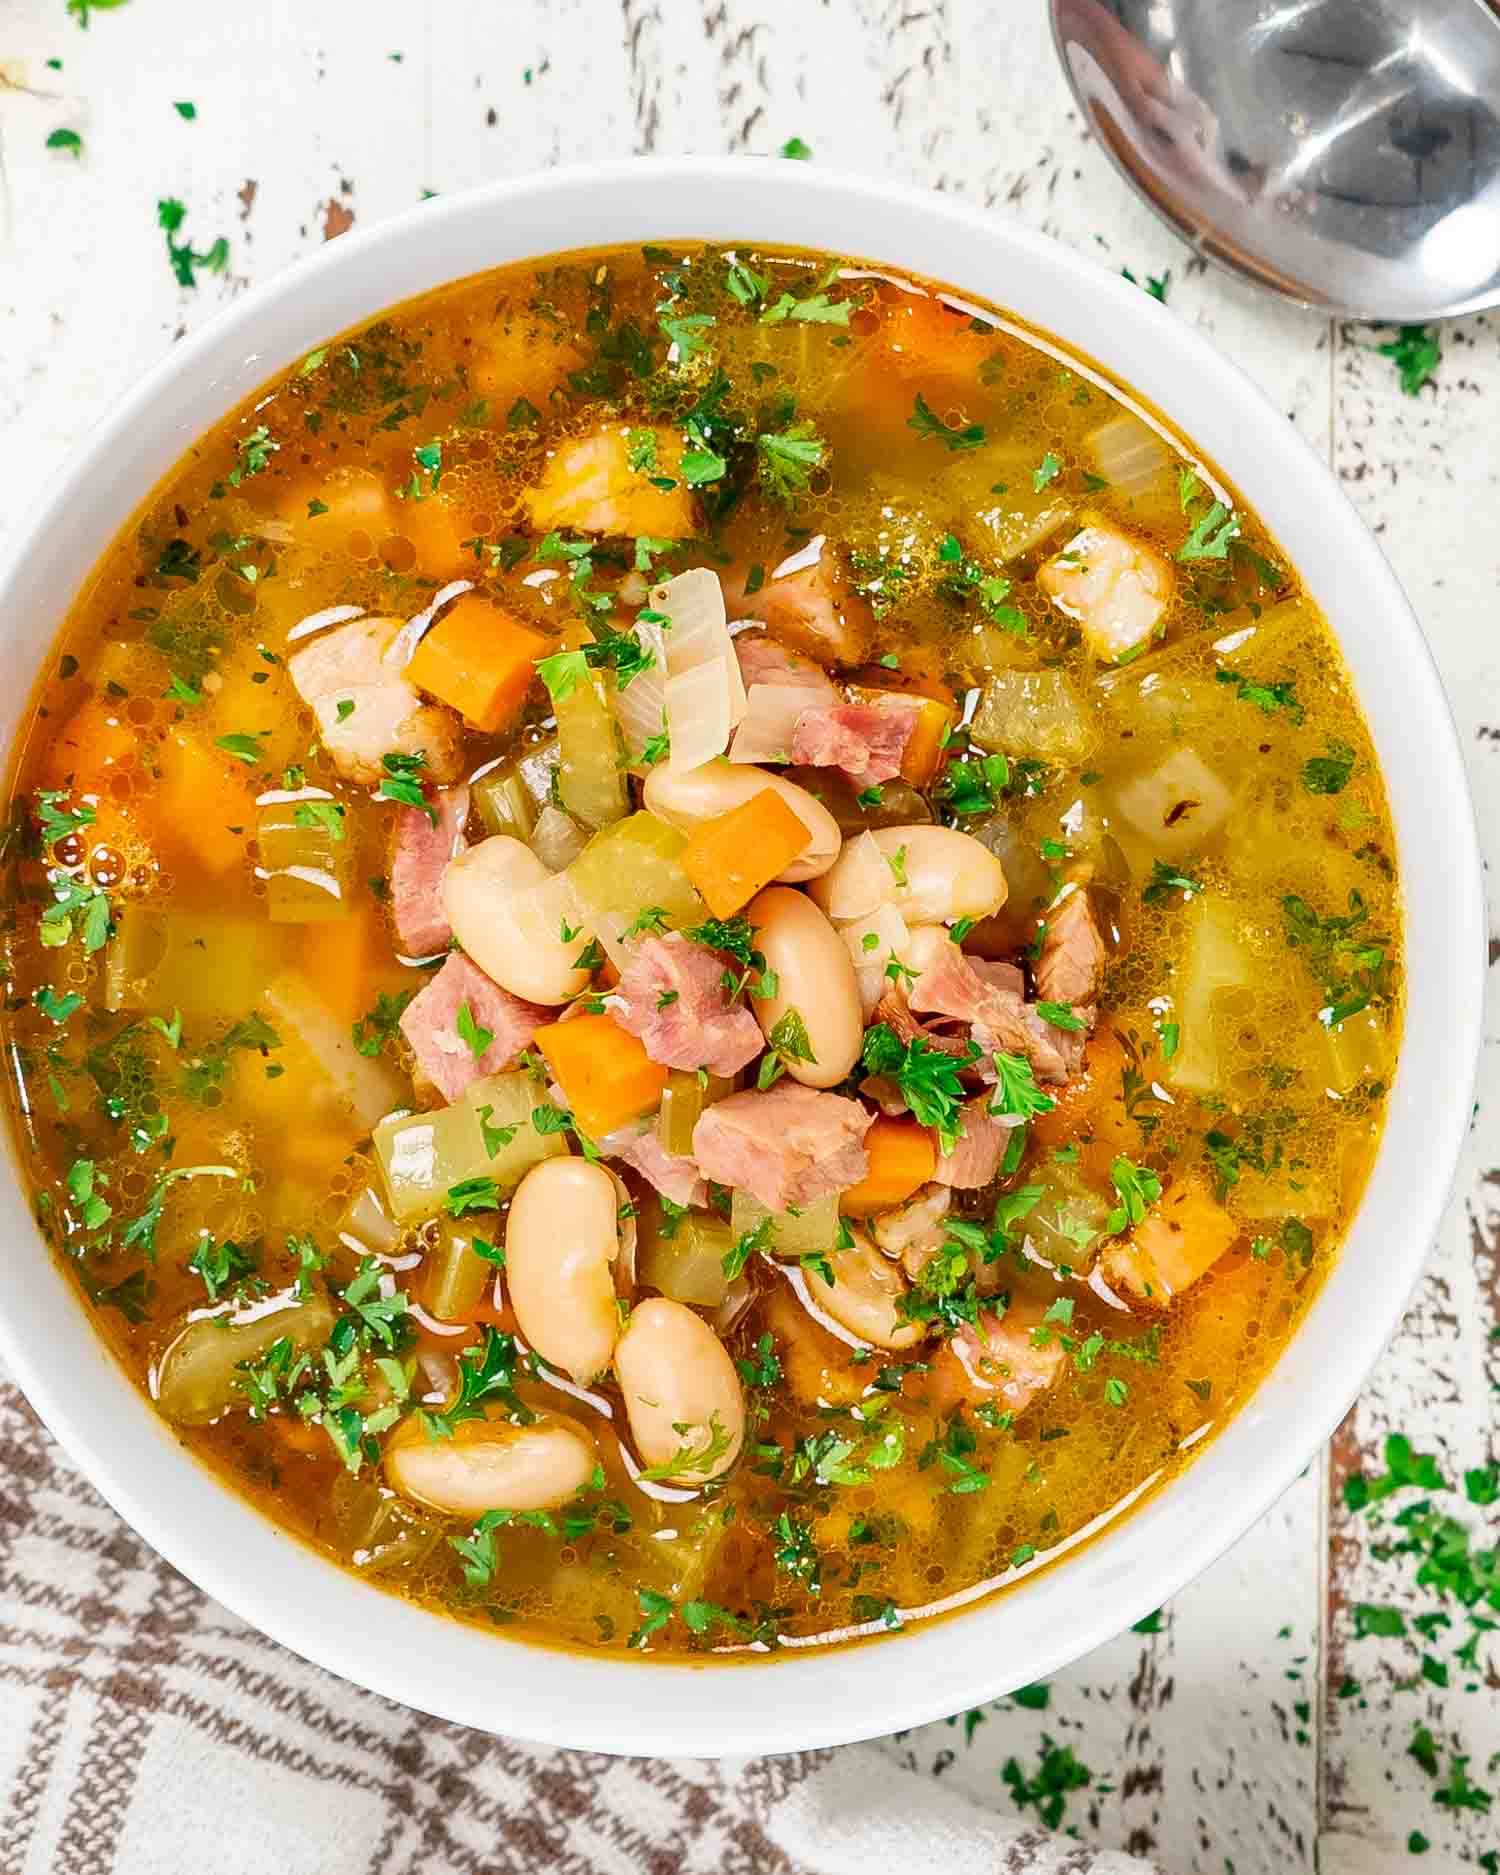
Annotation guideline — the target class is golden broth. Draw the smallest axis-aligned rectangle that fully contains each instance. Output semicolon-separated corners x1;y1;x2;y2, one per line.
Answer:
0;244;1401;1658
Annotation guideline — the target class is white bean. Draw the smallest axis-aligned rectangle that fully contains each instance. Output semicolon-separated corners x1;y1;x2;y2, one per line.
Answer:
442;835;594;1005
810;825;1007;926
506;1157;622;1383
804;1228;924;1350
385;1407;597;1516
642;762;839;881
744;886;863;1088
614;1297;745;1484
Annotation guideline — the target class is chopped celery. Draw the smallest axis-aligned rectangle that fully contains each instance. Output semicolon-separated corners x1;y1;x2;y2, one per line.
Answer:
969;669;1095;763
1165;896;1253;1096
256;796;357;922
156;1295;334;1426
420;1217;496;1320
729;1188;840;1258
658;1069;737;1157
564;811;707;967
473;768;537;842
964;488;1073;563
104;905;285;1016
1021;1165;1113;1265
374;1103;487;1223
1322;1006;1390;1095
460;1068;568;1187
321;1475;440;1574
333;1177;401;1275
375;1070;564;1222
637;1196;732;1307
554;627;629;828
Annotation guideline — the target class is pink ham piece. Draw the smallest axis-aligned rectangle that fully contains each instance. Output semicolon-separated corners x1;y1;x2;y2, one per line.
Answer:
611;934;764;1077
788;698;922;789
734;632;840;703
692;1082;875;1213
399;951;551;1102
601;1122;709;1208
946;1295;1065;1413
934;1096;1011;1189
910;937;1089;1083
389;785;468;957
1034;887;1107;1009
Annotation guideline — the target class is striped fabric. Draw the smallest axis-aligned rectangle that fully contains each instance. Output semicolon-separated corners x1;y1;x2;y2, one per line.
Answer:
0;1378;1159;1875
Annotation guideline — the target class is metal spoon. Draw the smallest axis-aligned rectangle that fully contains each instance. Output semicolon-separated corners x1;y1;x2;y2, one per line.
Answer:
1049;0;1500;320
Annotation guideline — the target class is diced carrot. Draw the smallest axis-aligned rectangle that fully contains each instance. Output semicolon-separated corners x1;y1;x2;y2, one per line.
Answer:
533;1012;669;1140
679;789;811;917
839;1117;938;1216
155;729;259;876
386;490;472;580
1028;1026;1130;1160
42;696;138;789
300;904;394;1026
404;596;548;733
1101;1177;1240;1305
902;698;957;786
848;661;957;707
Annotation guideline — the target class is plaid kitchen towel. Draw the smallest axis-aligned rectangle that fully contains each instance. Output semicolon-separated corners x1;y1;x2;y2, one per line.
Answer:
0;1379;1161;1875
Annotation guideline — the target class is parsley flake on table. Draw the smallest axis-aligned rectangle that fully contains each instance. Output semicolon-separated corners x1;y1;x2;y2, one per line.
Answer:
156;196;230;290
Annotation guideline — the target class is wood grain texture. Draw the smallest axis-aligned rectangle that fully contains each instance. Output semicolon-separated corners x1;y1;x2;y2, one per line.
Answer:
0;2;1496;1869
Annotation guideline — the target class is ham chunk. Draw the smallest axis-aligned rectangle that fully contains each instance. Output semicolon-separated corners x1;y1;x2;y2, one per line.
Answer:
399;952;551;1102
600;1121;708;1208
941;1295;1065;1413
722;536;873;666
526;426;695;538
1097;1178;1239;1305
692;1082;874;1212
789;698;921;789
1038;523;1172;663
734;632;841;703
934;1096;1010;1189
611;934;764;1077
287;617;464;787
389;785;468;957
1035;887;1107;1010
910;936;1088;1083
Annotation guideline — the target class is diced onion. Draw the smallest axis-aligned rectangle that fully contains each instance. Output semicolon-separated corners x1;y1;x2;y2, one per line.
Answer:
771;533;827;582
529;803;588;872
817;830;889;923
1085;414;1171;496
286;603;365;645
665;661;734;773
841;903;911;1018
610;618;668;764
390;579;474;665
654;568;746;721
727;684;811;765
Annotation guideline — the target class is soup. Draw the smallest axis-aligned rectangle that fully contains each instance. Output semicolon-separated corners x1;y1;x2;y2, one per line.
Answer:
0;243;1401;1658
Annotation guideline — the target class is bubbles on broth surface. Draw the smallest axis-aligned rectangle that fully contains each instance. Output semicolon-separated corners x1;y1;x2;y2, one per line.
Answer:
0;242;1401;1659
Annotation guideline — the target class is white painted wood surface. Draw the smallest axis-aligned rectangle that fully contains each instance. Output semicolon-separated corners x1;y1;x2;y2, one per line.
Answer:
1;3;1496;1869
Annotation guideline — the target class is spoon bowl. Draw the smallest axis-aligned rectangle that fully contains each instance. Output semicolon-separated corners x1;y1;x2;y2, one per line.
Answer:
1050;0;1500;320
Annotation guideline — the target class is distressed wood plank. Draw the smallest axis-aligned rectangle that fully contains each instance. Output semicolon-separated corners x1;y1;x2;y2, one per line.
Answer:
1321;310;1500;1868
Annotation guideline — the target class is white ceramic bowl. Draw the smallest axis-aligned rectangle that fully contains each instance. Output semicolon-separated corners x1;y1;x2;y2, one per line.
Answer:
0;158;1482;1756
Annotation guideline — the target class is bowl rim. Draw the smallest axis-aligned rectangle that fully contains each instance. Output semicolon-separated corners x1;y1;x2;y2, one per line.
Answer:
0;154;1482;1757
